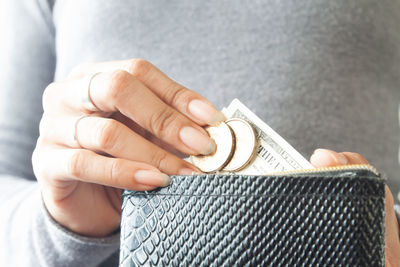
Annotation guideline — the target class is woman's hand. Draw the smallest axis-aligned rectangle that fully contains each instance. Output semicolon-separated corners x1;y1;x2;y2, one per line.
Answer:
32;59;224;237
310;149;400;266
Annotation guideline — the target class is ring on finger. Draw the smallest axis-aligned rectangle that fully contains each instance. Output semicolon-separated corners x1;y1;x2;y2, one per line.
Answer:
82;72;102;112
74;114;91;147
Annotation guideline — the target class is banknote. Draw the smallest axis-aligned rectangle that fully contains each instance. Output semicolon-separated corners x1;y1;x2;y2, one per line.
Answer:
221;99;313;174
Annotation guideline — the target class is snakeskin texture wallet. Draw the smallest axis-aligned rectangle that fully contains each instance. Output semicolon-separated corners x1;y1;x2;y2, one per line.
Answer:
119;165;385;266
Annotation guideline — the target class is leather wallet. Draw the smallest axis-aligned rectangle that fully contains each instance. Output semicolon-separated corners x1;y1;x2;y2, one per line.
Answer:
119;165;385;266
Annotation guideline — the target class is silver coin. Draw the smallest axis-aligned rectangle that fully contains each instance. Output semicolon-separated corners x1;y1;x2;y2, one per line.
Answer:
190;122;235;173
222;118;257;172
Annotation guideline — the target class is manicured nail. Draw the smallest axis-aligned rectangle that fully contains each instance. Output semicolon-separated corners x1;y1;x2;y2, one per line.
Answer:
178;168;200;175
179;126;216;155
311;149;348;167
134;170;170;187
188;99;226;126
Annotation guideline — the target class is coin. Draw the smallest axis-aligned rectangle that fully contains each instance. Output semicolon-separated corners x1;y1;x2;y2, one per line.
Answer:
190;122;235;173
222;118;257;172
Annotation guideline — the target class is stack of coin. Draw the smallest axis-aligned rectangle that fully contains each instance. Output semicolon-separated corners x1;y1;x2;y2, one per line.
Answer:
190;118;257;173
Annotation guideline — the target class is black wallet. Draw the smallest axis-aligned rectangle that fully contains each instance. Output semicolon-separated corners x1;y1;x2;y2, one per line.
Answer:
119;165;385;266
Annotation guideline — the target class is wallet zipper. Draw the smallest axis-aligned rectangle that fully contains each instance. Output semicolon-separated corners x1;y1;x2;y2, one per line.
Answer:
270;164;379;176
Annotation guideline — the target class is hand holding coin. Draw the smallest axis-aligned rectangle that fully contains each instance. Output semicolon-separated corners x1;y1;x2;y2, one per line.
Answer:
32;58;225;237
190;118;257;173
190;122;235;172
191;99;313;174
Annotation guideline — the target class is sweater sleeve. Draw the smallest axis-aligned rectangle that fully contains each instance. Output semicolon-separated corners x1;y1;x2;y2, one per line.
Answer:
0;175;120;267
0;0;119;266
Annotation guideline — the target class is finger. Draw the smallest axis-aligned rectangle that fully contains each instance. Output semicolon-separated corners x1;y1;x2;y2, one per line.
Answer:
40;115;199;175
384;185;400;264
109;112;187;158
310;148;370;167
74;116;199;175
67;59;225;126
35;147;171;191
341;152;369;165
45;71;216;156
89;71;216;156
310;148;349;167
42;77;106;115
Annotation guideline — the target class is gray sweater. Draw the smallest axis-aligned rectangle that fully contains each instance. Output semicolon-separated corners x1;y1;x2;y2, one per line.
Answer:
1;0;399;266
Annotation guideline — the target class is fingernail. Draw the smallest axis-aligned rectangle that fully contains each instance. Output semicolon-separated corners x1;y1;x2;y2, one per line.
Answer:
188;99;226;126
134;170;170;187
179;126;216;155
310;149;334;167
310;149;348;167
178;168;200;175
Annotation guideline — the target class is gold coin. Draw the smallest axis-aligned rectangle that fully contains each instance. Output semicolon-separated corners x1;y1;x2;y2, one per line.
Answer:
222;118;257;172
190;122;235;173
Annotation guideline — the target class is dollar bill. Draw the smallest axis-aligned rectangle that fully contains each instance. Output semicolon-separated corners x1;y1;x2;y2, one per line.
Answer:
221;99;313;174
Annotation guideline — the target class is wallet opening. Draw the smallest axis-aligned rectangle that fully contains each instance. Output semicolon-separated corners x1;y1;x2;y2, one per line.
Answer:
120;168;385;266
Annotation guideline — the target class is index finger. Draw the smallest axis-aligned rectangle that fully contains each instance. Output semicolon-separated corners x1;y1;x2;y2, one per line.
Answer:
67;59;225;126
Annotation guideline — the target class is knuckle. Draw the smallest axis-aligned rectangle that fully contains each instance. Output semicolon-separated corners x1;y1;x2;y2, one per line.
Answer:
108;158;123;185
38;115;47;136
164;83;190;107
35;136;46;148
38;114;52;138
94;119;120;150
68;62;92;78
67;150;86;177
42;83;57;111
127;58;151;79
149;107;179;138
107;70;131;101
31;148;45;180
31;147;41;170
152;150;169;170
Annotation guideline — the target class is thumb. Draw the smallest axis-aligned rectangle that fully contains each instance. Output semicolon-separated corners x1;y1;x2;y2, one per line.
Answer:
310;148;369;168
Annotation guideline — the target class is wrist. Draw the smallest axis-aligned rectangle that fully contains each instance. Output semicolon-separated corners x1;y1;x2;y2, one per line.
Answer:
41;192;120;238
